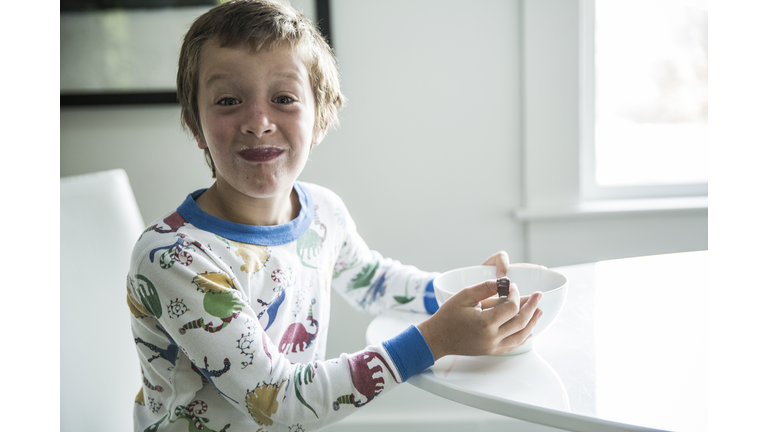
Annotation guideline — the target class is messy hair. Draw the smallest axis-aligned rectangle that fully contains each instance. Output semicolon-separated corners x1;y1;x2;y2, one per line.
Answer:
177;0;346;177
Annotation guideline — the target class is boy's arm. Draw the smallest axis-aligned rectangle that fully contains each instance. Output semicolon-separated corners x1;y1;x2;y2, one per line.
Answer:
330;207;516;316
330;234;543;359
330;201;440;315
128;236;421;431
327;202;543;359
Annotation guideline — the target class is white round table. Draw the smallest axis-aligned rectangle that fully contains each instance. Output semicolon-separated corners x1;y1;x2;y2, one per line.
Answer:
366;251;707;432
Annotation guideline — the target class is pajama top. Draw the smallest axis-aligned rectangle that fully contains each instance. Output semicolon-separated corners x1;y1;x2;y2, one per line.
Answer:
127;181;439;432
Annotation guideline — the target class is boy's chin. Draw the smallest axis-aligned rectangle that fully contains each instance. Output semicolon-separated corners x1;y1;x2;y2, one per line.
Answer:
236;179;297;200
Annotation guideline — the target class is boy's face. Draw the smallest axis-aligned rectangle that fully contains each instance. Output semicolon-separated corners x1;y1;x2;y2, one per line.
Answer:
192;41;323;201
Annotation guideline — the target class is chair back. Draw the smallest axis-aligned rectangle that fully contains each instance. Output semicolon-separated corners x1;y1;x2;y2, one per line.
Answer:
61;169;145;432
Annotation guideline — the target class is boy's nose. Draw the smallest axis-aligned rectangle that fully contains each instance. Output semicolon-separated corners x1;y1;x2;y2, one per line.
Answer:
241;103;275;137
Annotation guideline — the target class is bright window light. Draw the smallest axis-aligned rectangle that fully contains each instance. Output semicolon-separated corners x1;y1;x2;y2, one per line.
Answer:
593;0;708;187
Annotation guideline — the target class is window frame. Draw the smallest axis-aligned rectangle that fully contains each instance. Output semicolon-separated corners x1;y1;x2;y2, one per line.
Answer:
578;0;708;201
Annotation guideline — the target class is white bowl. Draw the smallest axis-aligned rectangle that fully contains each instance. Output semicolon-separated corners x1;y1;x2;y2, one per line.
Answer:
433;264;568;355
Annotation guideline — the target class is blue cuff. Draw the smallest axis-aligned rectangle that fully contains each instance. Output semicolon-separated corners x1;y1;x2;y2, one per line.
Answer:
381;325;435;382
423;279;439;314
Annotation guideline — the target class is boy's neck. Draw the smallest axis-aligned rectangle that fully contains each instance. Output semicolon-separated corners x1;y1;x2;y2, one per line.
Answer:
195;181;300;227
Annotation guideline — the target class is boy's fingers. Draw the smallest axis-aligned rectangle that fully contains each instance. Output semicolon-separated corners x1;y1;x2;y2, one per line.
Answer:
479;297;504;309
482;251;510;279
519;295;531;308
459;280;500;304
507;282;520;310
499;309;542;352
481;287;523;324
457;280;524;325
499;291;542;335
479;282;519;309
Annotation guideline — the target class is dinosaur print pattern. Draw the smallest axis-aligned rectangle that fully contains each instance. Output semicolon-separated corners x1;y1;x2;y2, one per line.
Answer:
134;325;179;365
296;205;327;269
192;357;238;404
142;414;168;432
147;397;163;414
293;363;320;418
128;182;439;430
135;387;146;406
359;271;388;308
346;262;392;309
348;262;379;290
279;299;318;354
179;272;244;335
193;271;237;295
179;313;240;335
349;351;399;396
333;351;399;410
233;241;270;278
167;297;188;318
149;233;207;270
332;392;380;411
134;274;163;318
245;378;287;426
332;252;360;280
236;318;257;369
140;211;187;239
393;274;417;305
171;400;232;432
127;284;153;318
141;366;163;393
149;237;190;269
296;229;323;269
256;288;285;331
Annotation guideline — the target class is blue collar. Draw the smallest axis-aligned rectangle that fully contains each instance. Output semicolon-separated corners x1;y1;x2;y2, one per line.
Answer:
176;182;313;246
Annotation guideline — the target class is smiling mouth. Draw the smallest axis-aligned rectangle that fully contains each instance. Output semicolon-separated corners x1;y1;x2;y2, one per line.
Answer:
238;147;284;163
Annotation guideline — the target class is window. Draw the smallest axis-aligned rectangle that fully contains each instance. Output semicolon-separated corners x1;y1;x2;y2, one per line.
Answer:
580;0;708;200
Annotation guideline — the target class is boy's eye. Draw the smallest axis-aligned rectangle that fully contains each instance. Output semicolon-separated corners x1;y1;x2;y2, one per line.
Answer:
217;98;240;106
274;96;295;104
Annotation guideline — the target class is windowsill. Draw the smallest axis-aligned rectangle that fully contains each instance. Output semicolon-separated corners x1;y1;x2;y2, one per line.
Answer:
514;196;708;221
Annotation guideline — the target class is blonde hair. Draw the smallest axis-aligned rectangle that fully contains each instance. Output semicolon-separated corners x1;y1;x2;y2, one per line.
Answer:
177;0;346;177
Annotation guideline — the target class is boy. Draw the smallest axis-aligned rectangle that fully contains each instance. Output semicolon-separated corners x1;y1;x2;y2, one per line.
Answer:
126;1;543;431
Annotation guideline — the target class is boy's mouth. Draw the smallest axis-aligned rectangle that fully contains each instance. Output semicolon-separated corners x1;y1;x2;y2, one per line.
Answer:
238;147;284;163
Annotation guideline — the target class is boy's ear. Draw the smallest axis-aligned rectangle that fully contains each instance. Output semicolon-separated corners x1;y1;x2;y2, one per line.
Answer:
312;104;337;148
311;126;328;149
183;110;208;149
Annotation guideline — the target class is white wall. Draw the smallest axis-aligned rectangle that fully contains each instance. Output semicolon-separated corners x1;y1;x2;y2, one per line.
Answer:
60;1;705;430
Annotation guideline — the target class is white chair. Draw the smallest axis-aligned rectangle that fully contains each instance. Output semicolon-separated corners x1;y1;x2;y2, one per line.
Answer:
61;169;146;432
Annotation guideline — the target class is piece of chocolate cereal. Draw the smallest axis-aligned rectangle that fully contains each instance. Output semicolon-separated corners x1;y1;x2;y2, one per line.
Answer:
497;277;510;298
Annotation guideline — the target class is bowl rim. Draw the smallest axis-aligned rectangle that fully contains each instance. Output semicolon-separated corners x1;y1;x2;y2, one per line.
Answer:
434;264;568;295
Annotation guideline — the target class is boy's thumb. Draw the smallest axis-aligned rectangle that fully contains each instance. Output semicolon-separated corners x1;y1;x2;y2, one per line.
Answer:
458;280;498;303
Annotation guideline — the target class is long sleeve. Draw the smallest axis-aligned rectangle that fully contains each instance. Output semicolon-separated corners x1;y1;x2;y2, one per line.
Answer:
128;182;436;432
330;196;441;315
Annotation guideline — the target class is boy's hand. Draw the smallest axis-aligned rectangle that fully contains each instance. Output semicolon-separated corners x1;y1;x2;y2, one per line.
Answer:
483;251;510;279
481;293;534;310
417;280;543;360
